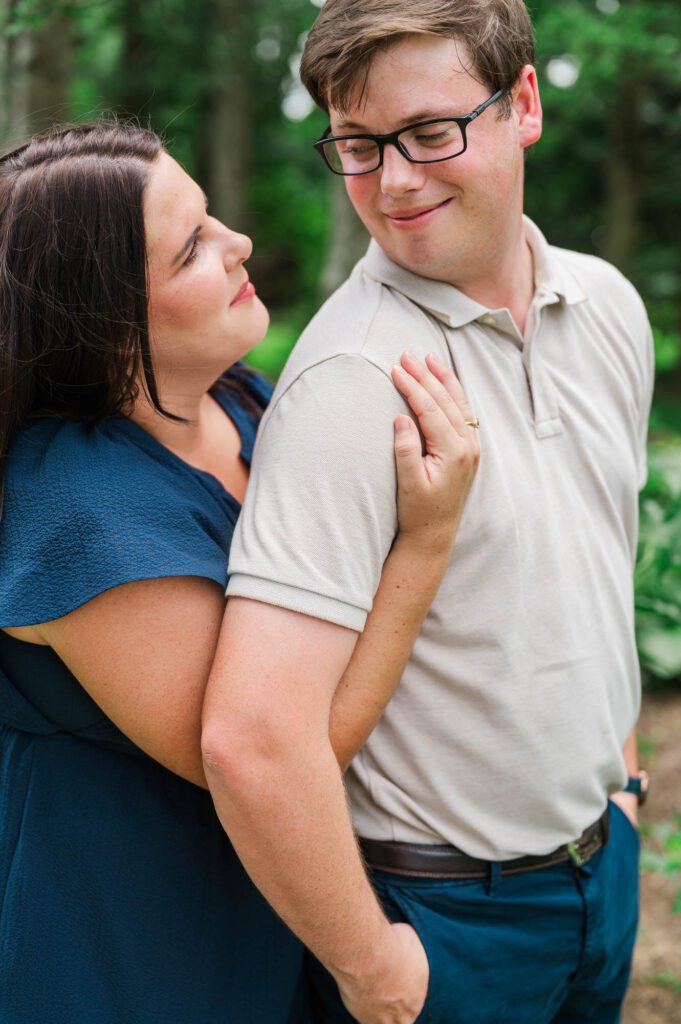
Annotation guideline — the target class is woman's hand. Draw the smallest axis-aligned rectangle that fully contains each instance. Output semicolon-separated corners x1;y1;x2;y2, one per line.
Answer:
392;350;479;554
328;350;480;771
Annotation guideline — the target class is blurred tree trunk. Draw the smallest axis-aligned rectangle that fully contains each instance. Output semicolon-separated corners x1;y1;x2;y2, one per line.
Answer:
320;176;369;298
199;0;254;231
118;0;151;119
600;75;640;275
0;1;73;151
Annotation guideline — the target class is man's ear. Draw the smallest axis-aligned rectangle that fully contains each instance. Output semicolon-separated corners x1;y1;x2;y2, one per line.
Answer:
512;65;542;150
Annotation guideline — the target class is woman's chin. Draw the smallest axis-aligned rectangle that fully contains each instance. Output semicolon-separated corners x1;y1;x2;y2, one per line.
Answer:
240;302;271;355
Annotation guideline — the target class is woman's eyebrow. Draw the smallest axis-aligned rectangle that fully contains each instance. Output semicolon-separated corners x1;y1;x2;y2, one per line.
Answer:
171;194;210;265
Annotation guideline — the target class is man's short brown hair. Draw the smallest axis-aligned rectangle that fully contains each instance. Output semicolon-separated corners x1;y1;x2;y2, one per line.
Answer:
300;0;535;118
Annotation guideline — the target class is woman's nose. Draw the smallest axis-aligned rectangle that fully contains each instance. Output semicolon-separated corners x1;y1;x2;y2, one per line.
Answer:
219;223;252;270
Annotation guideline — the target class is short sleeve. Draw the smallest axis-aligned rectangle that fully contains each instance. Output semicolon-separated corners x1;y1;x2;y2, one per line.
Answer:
636;320;655;491
0;418;237;627
227;354;404;632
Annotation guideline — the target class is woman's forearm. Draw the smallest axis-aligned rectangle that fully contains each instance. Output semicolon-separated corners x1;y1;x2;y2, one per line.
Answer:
329;532;454;771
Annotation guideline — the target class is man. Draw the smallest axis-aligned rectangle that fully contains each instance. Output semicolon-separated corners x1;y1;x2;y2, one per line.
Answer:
201;1;654;1021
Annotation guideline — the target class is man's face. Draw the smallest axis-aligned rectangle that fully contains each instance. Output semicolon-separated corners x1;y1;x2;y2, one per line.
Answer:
328;36;541;287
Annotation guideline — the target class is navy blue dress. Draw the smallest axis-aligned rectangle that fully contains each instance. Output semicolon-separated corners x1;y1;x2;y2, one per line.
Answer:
0;368;309;1023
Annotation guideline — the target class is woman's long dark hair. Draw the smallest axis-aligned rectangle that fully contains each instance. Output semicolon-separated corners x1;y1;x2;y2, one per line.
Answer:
0;120;165;503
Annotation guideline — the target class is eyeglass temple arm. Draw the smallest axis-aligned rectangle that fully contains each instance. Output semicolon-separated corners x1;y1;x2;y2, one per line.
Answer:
468;88;504;122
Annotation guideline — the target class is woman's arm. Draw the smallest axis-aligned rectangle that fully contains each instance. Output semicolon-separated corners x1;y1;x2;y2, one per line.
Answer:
10;354;474;789
26;575;226;788
329;352;479;770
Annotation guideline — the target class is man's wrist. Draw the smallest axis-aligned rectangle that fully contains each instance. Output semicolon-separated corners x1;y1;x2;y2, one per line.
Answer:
331;914;399;992
623;768;649;805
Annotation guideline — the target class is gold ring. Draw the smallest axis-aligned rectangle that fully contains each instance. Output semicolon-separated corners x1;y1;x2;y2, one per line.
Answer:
464;418;480;429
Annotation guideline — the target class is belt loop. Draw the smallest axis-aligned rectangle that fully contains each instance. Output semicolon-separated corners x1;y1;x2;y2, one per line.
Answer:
486;860;501;898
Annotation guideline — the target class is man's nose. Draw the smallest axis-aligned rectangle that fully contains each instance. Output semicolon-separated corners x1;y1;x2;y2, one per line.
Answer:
379;144;427;196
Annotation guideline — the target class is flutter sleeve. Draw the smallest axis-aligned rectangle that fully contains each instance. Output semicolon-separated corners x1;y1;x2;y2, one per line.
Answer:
0;415;237;627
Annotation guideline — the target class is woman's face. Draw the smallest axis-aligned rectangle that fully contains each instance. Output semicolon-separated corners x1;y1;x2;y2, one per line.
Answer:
143;152;269;382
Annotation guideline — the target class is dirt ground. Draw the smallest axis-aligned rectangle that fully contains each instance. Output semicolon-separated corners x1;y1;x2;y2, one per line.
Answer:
623;689;681;1024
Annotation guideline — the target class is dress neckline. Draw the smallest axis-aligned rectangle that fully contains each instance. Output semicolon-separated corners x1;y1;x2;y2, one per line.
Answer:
111;383;253;508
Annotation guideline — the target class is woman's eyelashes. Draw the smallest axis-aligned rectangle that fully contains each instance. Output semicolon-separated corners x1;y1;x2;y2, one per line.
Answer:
184;236;200;266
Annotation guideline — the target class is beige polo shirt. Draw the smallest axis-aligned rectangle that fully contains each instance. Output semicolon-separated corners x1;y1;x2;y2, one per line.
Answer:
228;217;654;860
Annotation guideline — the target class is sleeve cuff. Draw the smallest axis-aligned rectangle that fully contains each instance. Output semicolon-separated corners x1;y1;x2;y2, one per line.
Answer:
226;574;367;632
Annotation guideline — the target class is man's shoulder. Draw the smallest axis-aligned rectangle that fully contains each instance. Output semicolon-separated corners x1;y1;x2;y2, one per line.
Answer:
551;245;647;324
276;260;444;391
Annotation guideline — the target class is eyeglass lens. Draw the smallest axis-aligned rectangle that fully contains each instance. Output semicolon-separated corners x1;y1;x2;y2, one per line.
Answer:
322;120;466;174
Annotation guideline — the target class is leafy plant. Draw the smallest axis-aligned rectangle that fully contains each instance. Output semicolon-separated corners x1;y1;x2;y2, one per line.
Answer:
635;441;681;683
640;814;681;914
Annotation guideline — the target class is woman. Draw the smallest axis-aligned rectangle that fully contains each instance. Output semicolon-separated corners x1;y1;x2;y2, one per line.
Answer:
0;121;478;1023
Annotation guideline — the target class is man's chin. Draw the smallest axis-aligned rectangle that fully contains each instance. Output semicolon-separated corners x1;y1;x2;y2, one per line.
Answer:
379;233;453;281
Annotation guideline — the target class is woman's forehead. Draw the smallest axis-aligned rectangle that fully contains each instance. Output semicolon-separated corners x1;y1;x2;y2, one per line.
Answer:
143;153;203;263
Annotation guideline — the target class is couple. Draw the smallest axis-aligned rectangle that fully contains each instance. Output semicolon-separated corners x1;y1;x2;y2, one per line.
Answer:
0;1;652;1023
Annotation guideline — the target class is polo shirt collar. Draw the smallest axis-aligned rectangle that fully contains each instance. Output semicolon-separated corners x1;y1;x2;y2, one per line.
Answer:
361;215;587;328
524;216;587;307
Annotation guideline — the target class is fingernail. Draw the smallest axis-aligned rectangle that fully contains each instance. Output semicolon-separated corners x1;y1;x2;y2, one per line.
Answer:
402;350;416;362
394;416;412;433
428;352;445;367
392;363;406;377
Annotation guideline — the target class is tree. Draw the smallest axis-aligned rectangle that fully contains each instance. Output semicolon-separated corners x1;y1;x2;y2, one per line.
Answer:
0;0;74;151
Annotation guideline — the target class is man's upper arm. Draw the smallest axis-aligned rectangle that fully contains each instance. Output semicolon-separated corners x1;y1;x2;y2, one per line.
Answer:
227;354;404;631
203;598;359;752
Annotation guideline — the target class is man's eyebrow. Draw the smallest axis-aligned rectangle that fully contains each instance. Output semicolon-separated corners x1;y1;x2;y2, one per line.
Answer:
333;111;458;133
171;195;209;266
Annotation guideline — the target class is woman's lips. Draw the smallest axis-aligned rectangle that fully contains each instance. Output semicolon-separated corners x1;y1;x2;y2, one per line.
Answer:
230;280;256;307
385;197;453;228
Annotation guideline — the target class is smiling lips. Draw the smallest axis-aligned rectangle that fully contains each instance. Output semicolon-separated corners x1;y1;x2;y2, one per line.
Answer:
385;197;453;227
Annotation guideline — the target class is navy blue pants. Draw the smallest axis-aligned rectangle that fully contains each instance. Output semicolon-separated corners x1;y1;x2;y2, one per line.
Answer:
307;802;639;1023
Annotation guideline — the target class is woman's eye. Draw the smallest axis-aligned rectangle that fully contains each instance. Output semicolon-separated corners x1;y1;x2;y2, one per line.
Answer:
184;237;200;266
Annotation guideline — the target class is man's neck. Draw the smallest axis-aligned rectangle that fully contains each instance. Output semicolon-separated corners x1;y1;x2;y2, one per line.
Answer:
450;220;535;338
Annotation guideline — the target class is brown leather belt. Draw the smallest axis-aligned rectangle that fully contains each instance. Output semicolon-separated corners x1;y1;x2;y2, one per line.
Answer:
359;808;610;879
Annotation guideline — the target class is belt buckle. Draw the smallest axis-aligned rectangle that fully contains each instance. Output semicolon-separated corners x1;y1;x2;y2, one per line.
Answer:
566;839;586;868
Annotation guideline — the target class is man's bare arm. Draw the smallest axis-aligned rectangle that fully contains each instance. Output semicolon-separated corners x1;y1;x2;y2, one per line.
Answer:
201;598;429;1023
201;356;478;1022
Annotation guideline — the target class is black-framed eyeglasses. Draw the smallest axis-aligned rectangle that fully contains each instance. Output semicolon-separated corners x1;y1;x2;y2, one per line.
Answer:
314;89;504;176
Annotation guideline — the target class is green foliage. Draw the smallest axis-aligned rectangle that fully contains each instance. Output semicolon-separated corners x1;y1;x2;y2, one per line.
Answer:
526;0;681;336
636;442;681;682
244;318;300;380
653;328;681;375
649;972;681;993
641;815;681;887
1;0;66;35
640;815;681;919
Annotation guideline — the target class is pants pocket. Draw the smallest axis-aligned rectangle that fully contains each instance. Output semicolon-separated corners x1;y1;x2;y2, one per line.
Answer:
371;876;451;1024
608;798;641;850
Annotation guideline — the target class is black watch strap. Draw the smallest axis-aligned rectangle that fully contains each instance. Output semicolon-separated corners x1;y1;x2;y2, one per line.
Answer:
624;769;649;805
